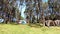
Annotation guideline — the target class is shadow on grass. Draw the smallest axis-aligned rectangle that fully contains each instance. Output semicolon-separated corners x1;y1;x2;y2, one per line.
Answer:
28;23;43;28
0;22;45;28
0;22;19;25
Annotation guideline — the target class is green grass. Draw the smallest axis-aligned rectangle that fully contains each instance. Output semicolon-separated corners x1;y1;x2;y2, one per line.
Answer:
0;24;60;34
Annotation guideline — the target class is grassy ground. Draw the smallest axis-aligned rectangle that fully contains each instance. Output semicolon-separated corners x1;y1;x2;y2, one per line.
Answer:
0;24;60;34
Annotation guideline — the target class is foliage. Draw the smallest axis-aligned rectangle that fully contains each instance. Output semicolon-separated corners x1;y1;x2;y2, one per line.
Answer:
50;14;56;20
0;0;21;23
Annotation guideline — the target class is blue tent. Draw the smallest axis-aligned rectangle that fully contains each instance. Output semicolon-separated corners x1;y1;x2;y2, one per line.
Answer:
0;18;4;23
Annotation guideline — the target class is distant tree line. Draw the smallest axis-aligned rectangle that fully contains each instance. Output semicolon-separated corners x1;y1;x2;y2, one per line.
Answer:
0;0;60;26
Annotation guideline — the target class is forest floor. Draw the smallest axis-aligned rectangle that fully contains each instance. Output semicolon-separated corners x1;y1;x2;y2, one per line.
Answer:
0;24;60;34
